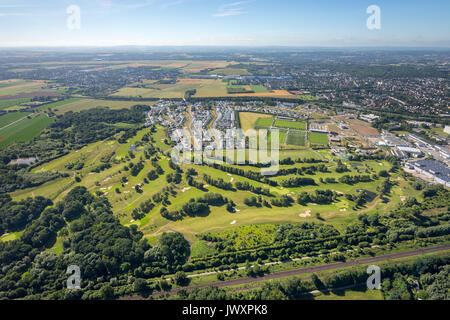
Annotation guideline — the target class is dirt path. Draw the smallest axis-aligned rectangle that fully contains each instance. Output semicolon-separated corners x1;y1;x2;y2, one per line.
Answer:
163;226;194;245
360;198;382;214
144;222;173;238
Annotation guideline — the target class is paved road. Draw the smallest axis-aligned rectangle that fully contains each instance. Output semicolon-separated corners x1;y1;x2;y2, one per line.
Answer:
156;244;450;296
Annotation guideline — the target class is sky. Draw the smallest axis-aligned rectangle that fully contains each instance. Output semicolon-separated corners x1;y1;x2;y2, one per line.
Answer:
0;0;449;47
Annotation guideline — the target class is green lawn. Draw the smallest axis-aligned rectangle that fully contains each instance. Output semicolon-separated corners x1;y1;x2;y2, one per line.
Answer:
286;130;307;146
255;117;274;129
268;130;287;145
274;120;307;130
309;132;329;145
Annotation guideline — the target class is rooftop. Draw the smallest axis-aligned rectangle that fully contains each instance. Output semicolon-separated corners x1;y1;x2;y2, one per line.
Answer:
413;160;450;183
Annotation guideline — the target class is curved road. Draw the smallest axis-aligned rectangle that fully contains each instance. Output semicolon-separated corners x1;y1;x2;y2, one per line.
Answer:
157;244;450;296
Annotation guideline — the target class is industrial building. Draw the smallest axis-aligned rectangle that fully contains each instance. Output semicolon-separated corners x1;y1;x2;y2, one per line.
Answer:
410;160;450;187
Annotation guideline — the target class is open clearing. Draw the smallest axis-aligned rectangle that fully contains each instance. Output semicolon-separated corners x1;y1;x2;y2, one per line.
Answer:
274;120;307;130
254;117;274;129
238;112;272;132
309;132;329;145
287;130;307;146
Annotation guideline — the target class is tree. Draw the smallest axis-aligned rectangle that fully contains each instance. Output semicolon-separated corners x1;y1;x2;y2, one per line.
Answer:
174;271;190;286
99;284;115;300
134;278;148;294
159;232;190;267
311;274;325;290
378;170;389;178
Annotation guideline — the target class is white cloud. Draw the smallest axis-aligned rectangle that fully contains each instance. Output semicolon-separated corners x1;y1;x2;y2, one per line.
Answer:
213;0;254;17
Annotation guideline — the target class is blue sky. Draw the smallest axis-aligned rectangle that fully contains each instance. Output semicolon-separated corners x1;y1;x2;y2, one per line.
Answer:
0;0;449;47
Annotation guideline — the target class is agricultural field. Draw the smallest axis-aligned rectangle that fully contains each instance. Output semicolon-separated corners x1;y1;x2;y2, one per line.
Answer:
111;79;300;99
0;112;30;128
250;85;269;93
208;67;251;76
238;112;273;132
234;90;300;99
111;79;226;99
0;80;43;95
0;98;31;110
0;113;53;148
309;132;329;145
45;98;156;115
295;94;319;101
0;80;30;89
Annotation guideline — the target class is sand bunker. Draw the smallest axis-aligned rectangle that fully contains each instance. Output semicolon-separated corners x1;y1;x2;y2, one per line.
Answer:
299;210;312;218
230;220;237;225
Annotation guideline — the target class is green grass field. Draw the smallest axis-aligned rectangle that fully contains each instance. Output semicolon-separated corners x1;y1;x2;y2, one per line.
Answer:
255;117;274;129
250;85;269;93
0;112;30;128
309;132;329;145
239;112;273;132
268;130;287;145
0;81;31;89
208;68;251;76
0;98;31;110
274;120;307;130
37;98;83;111
0;114;53;148
313;286;383;300
286;130;307;146
0;81;45;97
